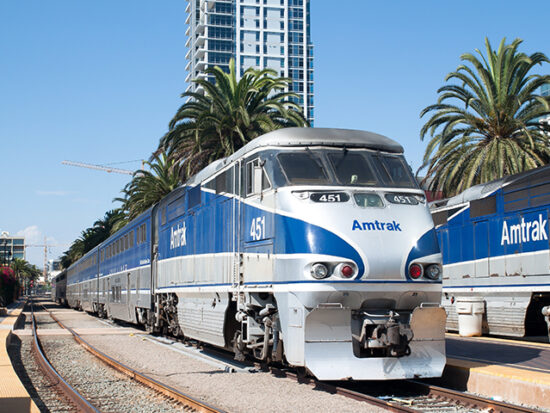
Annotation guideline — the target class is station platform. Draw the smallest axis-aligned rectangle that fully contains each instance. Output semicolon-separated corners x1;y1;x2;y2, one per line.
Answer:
0;300;39;413
442;333;550;411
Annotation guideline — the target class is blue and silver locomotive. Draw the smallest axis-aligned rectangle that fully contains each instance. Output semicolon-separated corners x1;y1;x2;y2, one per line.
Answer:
66;128;446;380
431;165;550;337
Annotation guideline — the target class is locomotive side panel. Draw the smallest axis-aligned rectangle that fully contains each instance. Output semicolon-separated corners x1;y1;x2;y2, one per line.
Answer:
433;165;550;336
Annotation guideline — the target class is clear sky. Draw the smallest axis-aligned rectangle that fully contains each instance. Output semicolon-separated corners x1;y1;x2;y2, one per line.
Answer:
1;1;548;266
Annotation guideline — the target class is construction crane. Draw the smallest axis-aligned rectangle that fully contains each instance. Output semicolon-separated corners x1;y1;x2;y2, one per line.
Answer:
62;160;135;175
25;238;69;281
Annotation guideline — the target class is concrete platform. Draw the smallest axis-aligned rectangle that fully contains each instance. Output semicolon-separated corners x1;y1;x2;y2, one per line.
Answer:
0;300;39;413
442;333;550;411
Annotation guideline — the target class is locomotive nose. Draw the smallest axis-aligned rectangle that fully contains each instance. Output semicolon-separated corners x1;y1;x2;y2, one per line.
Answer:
347;209;441;281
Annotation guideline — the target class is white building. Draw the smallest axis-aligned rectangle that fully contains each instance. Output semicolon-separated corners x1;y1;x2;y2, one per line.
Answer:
185;0;314;123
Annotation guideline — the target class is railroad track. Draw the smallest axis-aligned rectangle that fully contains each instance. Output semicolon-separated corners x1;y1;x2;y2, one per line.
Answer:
31;299;543;413
31;299;224;413
140;330;543;413
268;367;542;413
30;300;99;413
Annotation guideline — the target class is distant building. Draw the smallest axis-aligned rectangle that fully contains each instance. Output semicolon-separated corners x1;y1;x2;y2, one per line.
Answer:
185;0;314;124
0;232;25;264
47;259;62;280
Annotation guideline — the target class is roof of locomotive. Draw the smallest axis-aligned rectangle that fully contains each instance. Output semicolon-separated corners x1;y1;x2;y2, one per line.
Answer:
186;127;403;186
431;164;550;209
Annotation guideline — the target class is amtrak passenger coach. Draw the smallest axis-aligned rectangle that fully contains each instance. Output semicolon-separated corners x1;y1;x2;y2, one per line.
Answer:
65;128;446;380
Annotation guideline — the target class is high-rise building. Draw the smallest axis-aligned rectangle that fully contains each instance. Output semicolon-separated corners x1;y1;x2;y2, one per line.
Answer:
185;0;314;124
0;232;25;265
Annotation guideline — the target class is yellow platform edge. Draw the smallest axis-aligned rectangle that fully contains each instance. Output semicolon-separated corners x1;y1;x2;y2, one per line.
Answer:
446;357;550;386
0;300;39;413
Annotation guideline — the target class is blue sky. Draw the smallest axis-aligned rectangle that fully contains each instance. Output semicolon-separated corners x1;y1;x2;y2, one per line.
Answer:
1;1;549;266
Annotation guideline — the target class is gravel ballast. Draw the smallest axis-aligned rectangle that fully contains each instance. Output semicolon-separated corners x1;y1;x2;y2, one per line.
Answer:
84;333;387;412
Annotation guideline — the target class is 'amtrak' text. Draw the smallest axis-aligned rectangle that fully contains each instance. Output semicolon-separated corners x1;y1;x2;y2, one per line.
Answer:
170;223;187;249
352;220;402;231
501;214;547;246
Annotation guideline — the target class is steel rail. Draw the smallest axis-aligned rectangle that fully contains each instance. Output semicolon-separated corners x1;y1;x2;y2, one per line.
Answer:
270;366;541;413
406;380;541;413
269;367;418;413
30;300;101;413
42;305;225;413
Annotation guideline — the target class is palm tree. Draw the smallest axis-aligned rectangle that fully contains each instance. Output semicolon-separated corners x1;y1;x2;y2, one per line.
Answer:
10;258;41;284
116;152;183;221
60;209;128;268
418;38;550;197
158;59;308;179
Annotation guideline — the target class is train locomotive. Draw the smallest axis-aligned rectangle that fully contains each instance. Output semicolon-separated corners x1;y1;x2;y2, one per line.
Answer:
64;128;446;380
430;165;550;337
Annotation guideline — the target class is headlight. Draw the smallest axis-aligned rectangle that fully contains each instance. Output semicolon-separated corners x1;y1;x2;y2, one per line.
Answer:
311;263;329;279
424;264;442;280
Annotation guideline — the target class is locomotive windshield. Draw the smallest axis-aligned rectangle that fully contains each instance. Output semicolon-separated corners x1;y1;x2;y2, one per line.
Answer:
277;152;331;185
274;148;418;189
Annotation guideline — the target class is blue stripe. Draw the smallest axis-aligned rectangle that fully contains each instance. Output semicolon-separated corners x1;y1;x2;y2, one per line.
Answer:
443;282;550;289
404;228;441;280
157;280;440;289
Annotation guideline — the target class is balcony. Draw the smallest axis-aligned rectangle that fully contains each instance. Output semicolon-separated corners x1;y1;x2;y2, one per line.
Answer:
185;26;191;37
195;48;206;59
195;58;208;71
185;60;192;72
195;33;206;47
195;20;206;35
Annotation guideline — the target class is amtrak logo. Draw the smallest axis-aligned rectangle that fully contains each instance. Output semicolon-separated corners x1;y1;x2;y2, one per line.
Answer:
501;214;547;246
352;219;402;231
170;223;187;249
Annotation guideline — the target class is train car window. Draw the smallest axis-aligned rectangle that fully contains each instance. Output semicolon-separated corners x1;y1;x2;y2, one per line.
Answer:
531;193;550;208
470;195;496;218
327;152;377;186
226;166;235;194
353;193;384;208
161;207;167;225
277;152;330;185
188;185;201;208
216;171;227;194
203;178;216;191
372;155;417;188
130;230;134;248
432;210;447;226
246;159;271;196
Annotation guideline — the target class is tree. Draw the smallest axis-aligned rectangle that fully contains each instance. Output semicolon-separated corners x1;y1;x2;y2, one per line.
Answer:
60;209;128;268
115;152;183;221
158;59;308;179
418;38;550;197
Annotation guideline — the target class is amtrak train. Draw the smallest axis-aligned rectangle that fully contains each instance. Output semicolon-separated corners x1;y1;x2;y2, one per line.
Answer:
430;165;550;337
64;128;446;380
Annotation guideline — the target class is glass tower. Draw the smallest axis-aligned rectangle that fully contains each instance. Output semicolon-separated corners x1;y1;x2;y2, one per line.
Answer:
185;0;314;124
